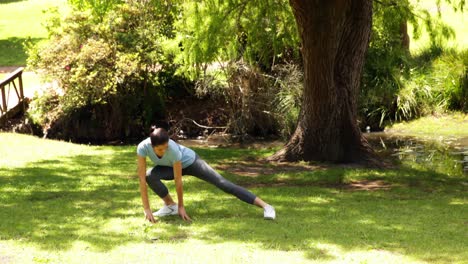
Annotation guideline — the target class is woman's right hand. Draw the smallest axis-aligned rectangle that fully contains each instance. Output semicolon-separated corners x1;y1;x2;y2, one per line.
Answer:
144;208;157;223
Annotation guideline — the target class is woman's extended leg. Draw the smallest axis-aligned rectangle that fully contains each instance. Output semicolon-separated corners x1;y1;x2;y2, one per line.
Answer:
147;158;276;219
183;156;270;209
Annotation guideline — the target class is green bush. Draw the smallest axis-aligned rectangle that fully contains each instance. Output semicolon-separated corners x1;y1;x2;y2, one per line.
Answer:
271;63;302;139
360;44;468;130
190;62;278;138
187;61;303;140
68;0;122;19
448;50;468;111
28;85;61;131
27;1;181;141
358;1;466;130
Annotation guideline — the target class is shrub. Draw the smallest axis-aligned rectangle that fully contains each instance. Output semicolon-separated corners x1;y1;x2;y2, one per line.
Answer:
192;61;278;139
359;1;465;130
270;63;302;139
189;61;303;140
27;1;181;141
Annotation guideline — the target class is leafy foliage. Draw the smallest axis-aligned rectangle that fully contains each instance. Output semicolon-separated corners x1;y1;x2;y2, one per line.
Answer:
26;0;467;140
67;0;122;19
172;0;300;78
27;1;179;139
359;0;466;129
174;0;467;133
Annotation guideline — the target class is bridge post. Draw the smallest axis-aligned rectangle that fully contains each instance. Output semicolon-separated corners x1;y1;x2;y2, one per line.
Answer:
1;85;6;113
19;72;24;100
0;67;25;117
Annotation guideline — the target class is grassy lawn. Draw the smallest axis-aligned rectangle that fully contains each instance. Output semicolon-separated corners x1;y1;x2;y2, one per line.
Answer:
387;112;468;137
0;132;466;263
0;0;67;66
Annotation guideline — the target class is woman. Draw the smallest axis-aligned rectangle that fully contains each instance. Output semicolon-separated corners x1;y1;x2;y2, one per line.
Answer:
137;127;276;223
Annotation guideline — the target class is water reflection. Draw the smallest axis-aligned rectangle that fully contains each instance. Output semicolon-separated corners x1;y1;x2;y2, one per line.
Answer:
365;133;468;175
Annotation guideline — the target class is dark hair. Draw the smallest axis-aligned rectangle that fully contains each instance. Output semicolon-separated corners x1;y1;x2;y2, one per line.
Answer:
149;126;169;146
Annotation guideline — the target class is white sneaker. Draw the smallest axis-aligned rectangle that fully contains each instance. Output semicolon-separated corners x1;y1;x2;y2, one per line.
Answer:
264;205;276;220
153;203;178;217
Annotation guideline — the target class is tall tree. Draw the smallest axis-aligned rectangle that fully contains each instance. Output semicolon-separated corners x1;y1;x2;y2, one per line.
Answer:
174;0;464;164
268;0;375;163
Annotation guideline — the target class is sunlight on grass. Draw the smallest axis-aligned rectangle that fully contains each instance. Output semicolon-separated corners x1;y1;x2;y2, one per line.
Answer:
0;133;467;263
0;0;68;66
387;112;468;136
0;240;432;264
0;0;67;39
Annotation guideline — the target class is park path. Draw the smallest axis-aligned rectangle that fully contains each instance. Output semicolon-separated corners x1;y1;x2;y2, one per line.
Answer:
0;66;22;73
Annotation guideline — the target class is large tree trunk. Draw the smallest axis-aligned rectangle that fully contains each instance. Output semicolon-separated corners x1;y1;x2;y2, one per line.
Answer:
269;0;377;164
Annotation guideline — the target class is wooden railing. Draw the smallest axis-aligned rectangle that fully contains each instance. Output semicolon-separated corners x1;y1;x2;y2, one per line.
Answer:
0;67;25;116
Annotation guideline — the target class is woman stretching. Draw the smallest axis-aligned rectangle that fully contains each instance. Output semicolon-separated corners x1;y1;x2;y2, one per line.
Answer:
137;127;276;223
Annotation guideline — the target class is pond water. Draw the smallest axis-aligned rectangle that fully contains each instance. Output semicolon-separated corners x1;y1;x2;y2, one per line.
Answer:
365;133;468;175
179;132;468;175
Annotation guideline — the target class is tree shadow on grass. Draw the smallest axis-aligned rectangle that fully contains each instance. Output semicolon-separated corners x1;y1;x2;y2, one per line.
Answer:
0;145;466;263
157;150;467;263
0;0;26;4
0;37;42;66
181;183;465;262
0;148;143;251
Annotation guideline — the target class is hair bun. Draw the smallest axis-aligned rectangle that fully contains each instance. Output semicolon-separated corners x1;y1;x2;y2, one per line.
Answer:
150;125;157;133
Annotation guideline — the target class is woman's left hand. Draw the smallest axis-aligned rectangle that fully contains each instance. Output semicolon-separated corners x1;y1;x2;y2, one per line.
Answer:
178;206;192;222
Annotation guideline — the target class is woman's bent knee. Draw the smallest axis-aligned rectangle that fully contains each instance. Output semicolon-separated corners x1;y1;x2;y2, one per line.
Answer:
145;176;169;198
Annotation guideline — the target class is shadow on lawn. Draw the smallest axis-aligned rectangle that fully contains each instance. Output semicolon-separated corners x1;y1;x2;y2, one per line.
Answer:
0;147;141;251
0;146;466;262
0;0;26;4
183;166;466;263
0;37;42;66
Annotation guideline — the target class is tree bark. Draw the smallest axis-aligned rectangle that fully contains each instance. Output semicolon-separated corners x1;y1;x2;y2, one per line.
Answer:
400;20;410;51
269;0;378;164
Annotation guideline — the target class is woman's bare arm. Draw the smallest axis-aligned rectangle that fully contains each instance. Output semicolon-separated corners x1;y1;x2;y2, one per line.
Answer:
137;155;156;223
174;161;191;221
173;161;184;206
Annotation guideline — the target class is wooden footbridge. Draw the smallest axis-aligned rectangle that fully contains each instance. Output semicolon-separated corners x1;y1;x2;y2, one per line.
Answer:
0;67;29;126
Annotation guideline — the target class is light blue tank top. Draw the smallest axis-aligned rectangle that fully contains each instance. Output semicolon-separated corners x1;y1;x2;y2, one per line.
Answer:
137;138;196;169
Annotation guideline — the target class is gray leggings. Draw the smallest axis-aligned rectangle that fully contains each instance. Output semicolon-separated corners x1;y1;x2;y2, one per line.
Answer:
146;155;257;204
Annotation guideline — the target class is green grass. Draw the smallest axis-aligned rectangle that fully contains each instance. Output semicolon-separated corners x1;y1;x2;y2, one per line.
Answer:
0;0;67;66
387;112;468;137
0;132;466;263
